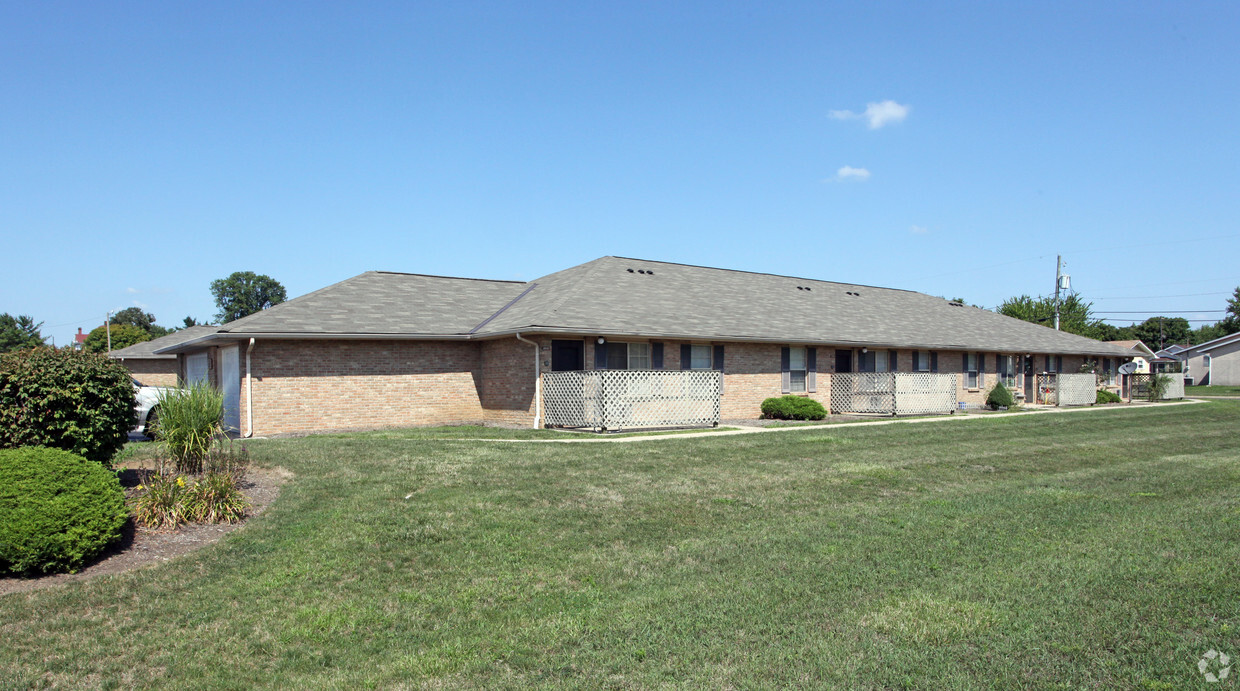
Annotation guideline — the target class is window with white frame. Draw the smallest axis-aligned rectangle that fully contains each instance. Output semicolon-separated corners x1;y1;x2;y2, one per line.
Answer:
965;353;979;388
605;342;651;370
998;354;1017;388
689;344;713;369
913;351;928;372
859;349;894;373
789;346;807;393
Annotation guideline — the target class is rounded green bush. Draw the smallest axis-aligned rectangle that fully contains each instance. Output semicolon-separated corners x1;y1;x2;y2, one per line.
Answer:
1096;389;1122;404
0;347;136;465
761;395;827;420
986;381;1015;409
0;447;129;575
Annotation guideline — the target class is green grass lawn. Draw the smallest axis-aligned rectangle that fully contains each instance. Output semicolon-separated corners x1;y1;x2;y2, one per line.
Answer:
4;403;1239;688
1188;384;1240;396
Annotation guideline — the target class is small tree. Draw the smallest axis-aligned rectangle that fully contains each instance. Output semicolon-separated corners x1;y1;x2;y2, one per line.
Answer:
986;381;1014;409
0;348;135;465
83;323;151;353
211;271;287;324
1148;374;1172;402
0;314;45;352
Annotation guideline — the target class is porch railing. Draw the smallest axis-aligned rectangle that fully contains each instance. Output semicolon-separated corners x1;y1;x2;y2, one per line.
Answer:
542;370;722;432
829;372;957;415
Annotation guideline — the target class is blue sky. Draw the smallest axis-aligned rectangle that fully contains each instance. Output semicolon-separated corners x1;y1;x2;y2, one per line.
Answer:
3;1;1238;346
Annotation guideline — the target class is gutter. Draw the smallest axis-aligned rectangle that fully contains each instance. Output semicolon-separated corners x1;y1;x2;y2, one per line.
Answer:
244;338;256;438
514;332;541;429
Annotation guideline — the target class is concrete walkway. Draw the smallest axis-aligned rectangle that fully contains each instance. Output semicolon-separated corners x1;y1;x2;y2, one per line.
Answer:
470;398;1204;444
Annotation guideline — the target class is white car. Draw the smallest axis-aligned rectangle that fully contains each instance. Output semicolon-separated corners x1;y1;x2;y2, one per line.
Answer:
133;379;173;439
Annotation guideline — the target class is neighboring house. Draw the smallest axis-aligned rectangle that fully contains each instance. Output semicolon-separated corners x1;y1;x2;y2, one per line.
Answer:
1151;344;1189;374
108;326;220;387
1179;332;1240;386
73;328;88;350
1106;340;1155;374
156;256;1134;436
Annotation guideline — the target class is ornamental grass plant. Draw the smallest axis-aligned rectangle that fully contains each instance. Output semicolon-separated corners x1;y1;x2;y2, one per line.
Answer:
154;381;224;474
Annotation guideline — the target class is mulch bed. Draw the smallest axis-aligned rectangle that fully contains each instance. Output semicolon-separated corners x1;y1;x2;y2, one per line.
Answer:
0;465;290;597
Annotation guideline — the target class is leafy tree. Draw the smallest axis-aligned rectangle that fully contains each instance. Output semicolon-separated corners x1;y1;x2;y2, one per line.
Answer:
183;316;202;328
83;324;151;353
1131;317;1190;351
996;294;1107;339
111;307;155;331
111;307;172;338
211;271;287;324
1229;286;1240;320
0;314;45;352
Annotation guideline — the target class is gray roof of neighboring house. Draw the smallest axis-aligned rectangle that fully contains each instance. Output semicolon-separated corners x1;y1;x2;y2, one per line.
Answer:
1106;340;1155;357
108;325;221;359
155;257;1132;357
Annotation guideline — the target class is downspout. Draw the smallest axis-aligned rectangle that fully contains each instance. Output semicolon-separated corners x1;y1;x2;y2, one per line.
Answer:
514;333;541;429
243;338;256;438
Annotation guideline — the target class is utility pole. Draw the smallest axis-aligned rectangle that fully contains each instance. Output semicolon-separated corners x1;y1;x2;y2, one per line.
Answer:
106;311;113;353
1053;255;1062;331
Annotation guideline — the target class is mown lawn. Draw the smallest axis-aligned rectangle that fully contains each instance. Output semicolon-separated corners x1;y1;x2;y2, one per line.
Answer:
1188;385;1240;397
3;403;1239;688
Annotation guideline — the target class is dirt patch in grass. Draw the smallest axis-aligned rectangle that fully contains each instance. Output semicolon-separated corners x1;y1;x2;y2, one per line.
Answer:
0;465;291;597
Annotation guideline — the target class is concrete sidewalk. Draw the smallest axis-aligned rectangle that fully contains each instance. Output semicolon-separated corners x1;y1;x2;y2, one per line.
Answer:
470;398;1203;444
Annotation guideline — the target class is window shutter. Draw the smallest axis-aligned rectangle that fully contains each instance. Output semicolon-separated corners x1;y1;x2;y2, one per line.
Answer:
807;347;817;393
681;344;692;370
713;345;725;371
781;347;791;394
652;342;664;370
978;353;986;387
930;351;938;372
1045;355;1051;372
961;353;969;373
594;343;609;370
1057;355;1063;372
888;350;897;372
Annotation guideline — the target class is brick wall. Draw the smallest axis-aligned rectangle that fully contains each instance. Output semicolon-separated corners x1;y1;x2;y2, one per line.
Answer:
120;358;179;387
480;338;537;426
243;339;487;435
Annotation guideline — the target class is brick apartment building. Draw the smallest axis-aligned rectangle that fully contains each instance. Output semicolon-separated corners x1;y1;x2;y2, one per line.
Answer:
156;257;1133;436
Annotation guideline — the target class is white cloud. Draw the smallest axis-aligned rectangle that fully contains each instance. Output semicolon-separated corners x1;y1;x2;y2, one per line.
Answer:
831;165;871;182
910;225;929;234
126;287;140;294
830;100;910;129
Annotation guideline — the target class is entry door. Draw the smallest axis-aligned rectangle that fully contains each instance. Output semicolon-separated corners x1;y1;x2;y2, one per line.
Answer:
551;340;585;371
186;352;209;385
219;346;241;433
835;349;852;373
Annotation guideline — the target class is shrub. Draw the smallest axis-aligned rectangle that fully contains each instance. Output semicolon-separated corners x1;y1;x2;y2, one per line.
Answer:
82;323;151;353
156;382;224;474
761;395;827;420
986;381;1015;409
0;347;135;465
132;441;251;529
1148;374;1172;402
1096;389;1122;404
0;447;128;574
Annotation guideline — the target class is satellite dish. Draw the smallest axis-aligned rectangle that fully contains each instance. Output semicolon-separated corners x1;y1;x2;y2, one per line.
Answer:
1118;361;1138;375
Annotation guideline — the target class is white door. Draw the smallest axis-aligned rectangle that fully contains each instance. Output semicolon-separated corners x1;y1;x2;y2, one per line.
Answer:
219;346;241;433
186;353;209;385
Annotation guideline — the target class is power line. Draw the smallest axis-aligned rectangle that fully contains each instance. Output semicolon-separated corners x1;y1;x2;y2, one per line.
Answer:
1093;309;1226;314
1092;291;1231;300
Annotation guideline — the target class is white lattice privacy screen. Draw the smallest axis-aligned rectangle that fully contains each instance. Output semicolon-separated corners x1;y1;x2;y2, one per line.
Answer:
1035;373;1096;406
1129;373;1185;400
542;370;722;431
1056;373;1097;406
830;373;957;416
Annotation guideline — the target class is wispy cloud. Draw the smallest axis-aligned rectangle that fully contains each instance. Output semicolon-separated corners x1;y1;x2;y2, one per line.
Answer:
910;225;929;235
829;166;871;182
126;287;140;294
829;100;910;129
